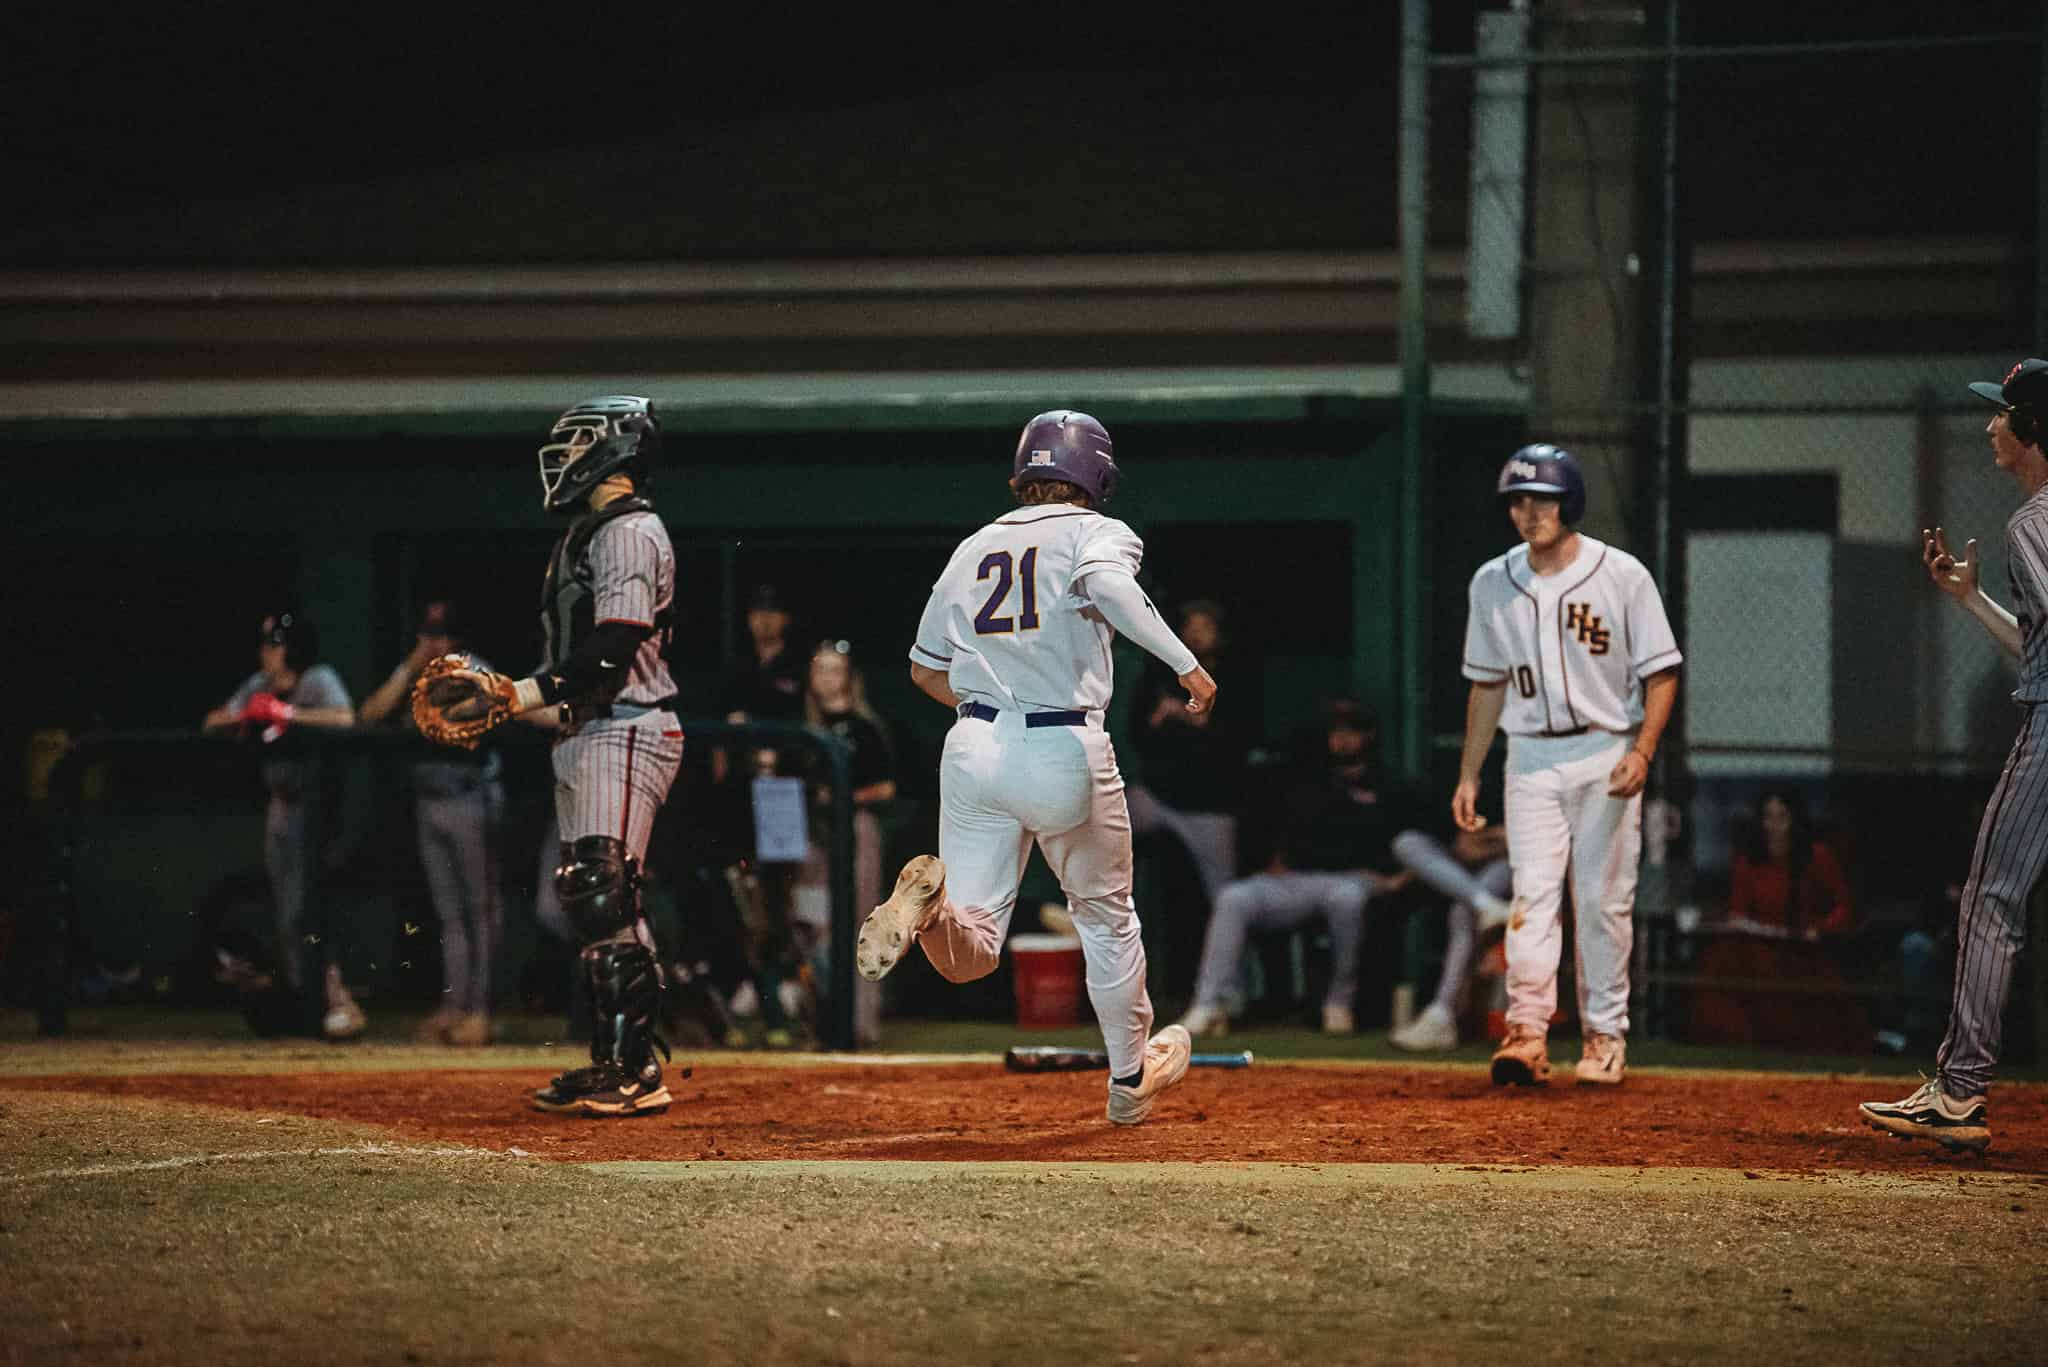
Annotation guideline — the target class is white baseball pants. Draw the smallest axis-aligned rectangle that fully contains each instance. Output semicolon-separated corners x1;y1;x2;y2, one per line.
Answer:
1502;731;1641;1038
913;709;1153;1079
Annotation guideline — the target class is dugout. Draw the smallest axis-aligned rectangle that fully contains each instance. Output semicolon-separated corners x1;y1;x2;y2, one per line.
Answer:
6;374;1525;1017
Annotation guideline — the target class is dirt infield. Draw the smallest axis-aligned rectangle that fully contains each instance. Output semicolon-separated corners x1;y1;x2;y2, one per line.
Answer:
10;1061;2048;1173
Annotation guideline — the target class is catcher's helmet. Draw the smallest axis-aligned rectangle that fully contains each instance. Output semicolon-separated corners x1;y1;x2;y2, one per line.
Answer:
1013;410;1118;506
259;611;318;672
538;395;661;512
1496;443;1586;525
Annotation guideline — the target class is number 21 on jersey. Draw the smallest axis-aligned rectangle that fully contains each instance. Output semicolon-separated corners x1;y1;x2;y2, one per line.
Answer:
974;548;1040;635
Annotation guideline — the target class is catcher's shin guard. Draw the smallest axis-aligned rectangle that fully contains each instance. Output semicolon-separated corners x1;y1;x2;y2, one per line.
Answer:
534;939;673;1116
586;939;671;1079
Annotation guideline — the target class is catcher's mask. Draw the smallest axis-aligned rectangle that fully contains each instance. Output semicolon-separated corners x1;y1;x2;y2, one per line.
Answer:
538;395;661;512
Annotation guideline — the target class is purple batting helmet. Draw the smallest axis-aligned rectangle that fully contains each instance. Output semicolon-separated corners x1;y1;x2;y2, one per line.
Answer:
1496;443;1587;525
1013;410;1118;505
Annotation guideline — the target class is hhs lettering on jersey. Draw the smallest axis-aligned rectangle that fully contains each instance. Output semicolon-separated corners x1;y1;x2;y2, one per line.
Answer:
1566;603;1610;654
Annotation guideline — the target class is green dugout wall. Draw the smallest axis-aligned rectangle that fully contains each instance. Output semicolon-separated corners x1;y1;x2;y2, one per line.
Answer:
11;383;1522;784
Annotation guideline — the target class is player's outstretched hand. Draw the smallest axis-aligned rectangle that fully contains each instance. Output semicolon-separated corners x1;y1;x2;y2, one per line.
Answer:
1451;777;1486;832
1923;526;1979;602
1178;665;1217;714
1607;750;1650;798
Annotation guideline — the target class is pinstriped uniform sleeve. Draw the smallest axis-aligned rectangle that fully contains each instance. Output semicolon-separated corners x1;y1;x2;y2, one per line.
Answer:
1070;516;1144;590
2007;510;2048;608
590;518;663;627
1461;567;1511;683
1626;561;1683;678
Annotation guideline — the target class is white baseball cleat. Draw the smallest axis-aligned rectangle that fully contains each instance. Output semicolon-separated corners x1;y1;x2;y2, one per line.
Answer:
1320;1003;1355;1035
856;855;947;982
1388;1001;1459;1052
1106;1024;1193;1126
1179;1002;1229;1038
1574;1031;1627;1085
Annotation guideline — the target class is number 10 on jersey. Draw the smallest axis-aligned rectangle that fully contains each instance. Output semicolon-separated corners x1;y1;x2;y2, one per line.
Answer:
974;548;1040;635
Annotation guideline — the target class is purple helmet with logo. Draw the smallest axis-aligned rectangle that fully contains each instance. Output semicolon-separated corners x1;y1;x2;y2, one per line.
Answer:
1012;410;1118;505
1496;442;1586;525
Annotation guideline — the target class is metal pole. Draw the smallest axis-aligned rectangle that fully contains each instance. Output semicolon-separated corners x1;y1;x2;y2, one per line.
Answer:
823;734;857;1053
2038;0;2048;347
1398;0;1431;781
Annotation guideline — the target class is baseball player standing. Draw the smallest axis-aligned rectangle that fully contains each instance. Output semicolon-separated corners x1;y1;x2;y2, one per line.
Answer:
411;396;684;1115
856;410;1213;1124
1452;444;1681;1086
1861;358;2048;1154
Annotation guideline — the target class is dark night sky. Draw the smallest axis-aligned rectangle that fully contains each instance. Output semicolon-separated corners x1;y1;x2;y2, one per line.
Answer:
3;6;2041;263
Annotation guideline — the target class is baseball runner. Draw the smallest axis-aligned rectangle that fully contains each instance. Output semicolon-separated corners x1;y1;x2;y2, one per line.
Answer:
1452;444;1681;1087
1861;358;2048;1154
856;410;1213;1124
202;612;364;1038
358;600;505;1046
410;396;684;1116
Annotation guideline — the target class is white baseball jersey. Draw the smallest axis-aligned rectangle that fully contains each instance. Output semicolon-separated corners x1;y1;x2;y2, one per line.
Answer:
909;507;1143;712
1461;535;1682;736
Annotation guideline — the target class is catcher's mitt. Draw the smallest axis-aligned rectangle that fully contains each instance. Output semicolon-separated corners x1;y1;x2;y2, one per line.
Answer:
411;654;516;750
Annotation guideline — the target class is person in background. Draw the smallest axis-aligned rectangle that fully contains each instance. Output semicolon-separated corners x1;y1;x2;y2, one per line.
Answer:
714;583;806;1035
202;611;362;1039
791;639;899;1045
1180;701;1416;1037
1125;600;1250;961
1691;789;1858;1050
1384;823;1513;1051
1727;789;1852;936
358;599;505;1046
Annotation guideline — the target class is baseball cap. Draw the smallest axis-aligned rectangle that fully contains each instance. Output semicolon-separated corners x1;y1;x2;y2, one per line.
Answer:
746;583;787;613
1967;358;2048;410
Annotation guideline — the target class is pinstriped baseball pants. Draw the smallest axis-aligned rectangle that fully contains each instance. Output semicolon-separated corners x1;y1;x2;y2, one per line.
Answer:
1937;701;2048;1100
551;713;684;863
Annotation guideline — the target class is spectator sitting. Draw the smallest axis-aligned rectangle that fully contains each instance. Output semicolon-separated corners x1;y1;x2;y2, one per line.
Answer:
1179;700;1416;1036
1691;788;1862;1050
1385;824;1513;1051
1727;789;1853;938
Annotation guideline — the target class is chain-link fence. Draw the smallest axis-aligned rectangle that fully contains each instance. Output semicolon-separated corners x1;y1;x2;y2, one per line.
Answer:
1410;3;2047;1051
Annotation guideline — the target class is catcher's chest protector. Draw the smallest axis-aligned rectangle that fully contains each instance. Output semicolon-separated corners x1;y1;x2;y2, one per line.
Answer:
538;496;655;674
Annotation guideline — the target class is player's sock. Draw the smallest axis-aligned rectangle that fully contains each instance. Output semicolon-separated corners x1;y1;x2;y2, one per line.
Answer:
1112;1069;1144;1089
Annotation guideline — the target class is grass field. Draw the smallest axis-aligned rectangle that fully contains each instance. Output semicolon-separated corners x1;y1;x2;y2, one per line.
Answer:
5;1008;2047;1365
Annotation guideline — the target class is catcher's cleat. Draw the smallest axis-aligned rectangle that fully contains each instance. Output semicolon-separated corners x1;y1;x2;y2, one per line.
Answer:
1107;1024;1193;1126
1573;1031;1626;1085
1490;1026;1552;1086
1859;1079;1990;1154
857;855;947;982
530;1062;671;1116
